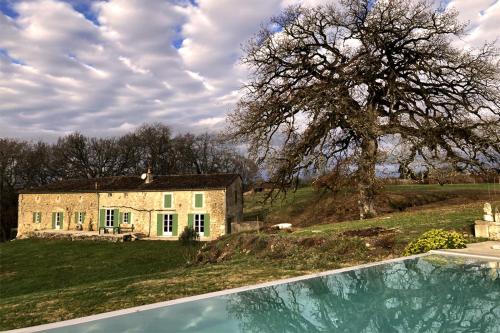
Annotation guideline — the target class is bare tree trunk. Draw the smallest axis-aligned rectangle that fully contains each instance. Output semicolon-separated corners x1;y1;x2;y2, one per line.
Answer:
358;137;378;220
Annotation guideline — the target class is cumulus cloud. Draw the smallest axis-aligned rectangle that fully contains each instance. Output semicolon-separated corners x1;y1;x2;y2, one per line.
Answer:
0;0;498;140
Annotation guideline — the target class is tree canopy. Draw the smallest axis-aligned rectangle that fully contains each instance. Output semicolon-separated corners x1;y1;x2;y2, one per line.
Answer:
230;0;500;219
0;124;258;241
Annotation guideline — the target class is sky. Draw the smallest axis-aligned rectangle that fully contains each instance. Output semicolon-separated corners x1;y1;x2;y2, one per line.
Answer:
0;0;499;141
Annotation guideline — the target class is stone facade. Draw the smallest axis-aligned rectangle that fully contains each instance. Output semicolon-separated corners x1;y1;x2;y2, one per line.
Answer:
18;178;243;241
17;193;98;235
97;189;229;240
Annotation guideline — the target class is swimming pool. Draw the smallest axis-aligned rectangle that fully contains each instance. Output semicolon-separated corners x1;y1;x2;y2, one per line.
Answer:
10;253;500;333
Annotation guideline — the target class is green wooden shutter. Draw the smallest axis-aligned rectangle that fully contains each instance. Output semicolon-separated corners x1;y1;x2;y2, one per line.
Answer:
32;212;36;223
75;212;78;224
52;212;56;229
119;212;123;224
172;214;178;236
39;213;42;224
82;212;86;223
157;214;163;236
204;214;210;237
99;209;105;227
113;209;120;227
188;214;194;229
60;212;64;229
195;194;203;208
164;194;172;208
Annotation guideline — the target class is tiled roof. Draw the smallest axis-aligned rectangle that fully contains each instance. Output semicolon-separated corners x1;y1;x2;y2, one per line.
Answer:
20;174;240;194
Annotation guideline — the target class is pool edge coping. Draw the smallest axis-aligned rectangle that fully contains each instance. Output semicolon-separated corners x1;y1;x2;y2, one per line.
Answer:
5;251;497;333
429;249;500;261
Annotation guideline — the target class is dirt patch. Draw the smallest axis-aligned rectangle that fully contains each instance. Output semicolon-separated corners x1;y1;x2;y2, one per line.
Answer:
195;233;372;271
0;271;16;278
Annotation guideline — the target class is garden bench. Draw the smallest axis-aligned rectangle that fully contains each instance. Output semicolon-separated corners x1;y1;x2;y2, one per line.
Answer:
118;224;135;234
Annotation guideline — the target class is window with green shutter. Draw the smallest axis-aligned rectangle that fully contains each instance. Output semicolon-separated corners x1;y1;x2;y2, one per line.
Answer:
194;193;203;208
53;212;63;229
164;193;173;208
99;209;105;228
204;214;210;237
172;214;178;236
113;209;120;227
188;213;194;229
156;214;163;236
194;213;205;236
75;212;85;225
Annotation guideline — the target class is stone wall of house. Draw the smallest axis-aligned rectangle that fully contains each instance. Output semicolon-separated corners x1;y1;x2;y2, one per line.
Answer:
226;177;244;233
18;179;244;241
17;193;99;237
98;189;228;240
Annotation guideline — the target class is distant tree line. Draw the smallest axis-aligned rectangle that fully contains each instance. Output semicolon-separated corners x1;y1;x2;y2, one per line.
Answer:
0;123;258;241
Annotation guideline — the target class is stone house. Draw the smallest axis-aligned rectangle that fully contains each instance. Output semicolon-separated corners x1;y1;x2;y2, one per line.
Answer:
17;172;243;240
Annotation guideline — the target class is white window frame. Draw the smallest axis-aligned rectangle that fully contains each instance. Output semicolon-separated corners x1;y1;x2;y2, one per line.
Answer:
123;212;130;224
35;212;41;223
55;212;62;229
193;192;204;209
77;212;84;224
194;213;205;236
163;192;174;209
105;209;114;227
163;214;173;236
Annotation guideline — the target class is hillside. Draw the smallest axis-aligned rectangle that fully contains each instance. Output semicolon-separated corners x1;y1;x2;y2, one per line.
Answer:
244;183;499;227
1;183;499;330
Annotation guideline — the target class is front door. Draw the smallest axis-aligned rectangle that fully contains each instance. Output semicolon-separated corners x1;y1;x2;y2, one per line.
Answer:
163;214;173;236
105;209;114;228
194;214;205;236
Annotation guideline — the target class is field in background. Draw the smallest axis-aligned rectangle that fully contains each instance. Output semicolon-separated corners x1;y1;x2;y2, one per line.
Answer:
1;183;498;330
244;183;499;226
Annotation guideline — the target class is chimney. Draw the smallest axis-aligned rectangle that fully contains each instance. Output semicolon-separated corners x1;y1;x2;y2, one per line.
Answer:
145;167;153;184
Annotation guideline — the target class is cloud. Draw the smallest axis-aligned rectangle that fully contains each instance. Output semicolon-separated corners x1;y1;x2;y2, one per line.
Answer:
0;0;498;140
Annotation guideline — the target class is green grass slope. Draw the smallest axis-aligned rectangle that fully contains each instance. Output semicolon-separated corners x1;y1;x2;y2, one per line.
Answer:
244;183;499;226
0;183;498;330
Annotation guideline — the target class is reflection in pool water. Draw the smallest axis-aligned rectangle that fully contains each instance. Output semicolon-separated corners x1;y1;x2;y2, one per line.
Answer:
43;255;499;333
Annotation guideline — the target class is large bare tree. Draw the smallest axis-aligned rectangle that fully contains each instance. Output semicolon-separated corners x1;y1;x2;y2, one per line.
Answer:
229;0;500;219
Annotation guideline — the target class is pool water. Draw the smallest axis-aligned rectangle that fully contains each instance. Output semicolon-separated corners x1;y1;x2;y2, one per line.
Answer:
40;255;500;332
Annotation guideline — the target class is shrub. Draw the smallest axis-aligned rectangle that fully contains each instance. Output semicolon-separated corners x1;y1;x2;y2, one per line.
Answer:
179;226;199;245
403;229;466;256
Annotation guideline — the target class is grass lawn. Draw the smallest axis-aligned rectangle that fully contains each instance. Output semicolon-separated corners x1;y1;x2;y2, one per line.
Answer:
1;183;498;330
295;200;498;241
0;240;302;330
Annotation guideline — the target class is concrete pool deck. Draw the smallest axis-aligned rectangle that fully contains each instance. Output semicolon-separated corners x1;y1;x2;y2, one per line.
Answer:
432;241;500;259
